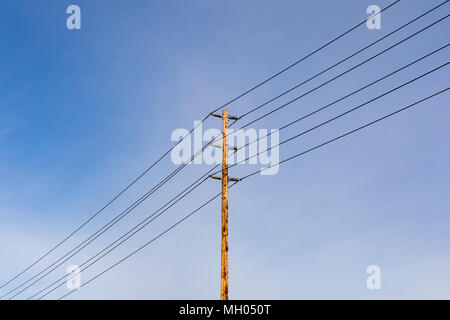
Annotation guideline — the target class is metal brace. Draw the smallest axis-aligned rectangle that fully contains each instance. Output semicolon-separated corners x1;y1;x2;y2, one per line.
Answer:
210;144;239;151
210;112;240;120
209;175;240;182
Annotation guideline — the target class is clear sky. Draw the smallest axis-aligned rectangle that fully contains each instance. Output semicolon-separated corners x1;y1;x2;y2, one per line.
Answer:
0;0;449;299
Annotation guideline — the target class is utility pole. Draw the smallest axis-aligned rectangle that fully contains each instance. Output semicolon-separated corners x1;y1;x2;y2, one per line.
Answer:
209;110;240;300
220;109;229;300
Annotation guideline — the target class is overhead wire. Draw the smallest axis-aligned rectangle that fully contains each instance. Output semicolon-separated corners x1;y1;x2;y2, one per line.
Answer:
206;12;449;149
6;3;444;298
56;87;449;300
32;57;449;300
238;0;449;119
214;47;449;173
2;0;400;292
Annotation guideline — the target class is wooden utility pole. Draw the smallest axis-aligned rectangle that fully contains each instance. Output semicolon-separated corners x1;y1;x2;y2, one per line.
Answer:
209;110;239;301
220;109;229;300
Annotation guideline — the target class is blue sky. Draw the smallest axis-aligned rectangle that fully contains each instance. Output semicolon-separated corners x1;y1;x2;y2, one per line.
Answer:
0;0;449;299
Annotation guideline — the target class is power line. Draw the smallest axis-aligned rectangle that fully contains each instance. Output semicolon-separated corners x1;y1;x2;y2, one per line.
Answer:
3;95;249;299
209;55;449;175
228;44;448;163
10;120;236;299
238;0;449;119
27;166;220;300
213;0;443;137
54;182;239;301
1;0;400;291
1;1;405;295
238;14;449;130
208;0;400;116
46;3;446;299
207;13;449;149
2;135;223;299
7;8;445;299
26;125;240;299
55;88;448;300
241;88;449;179
35;61;448;299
